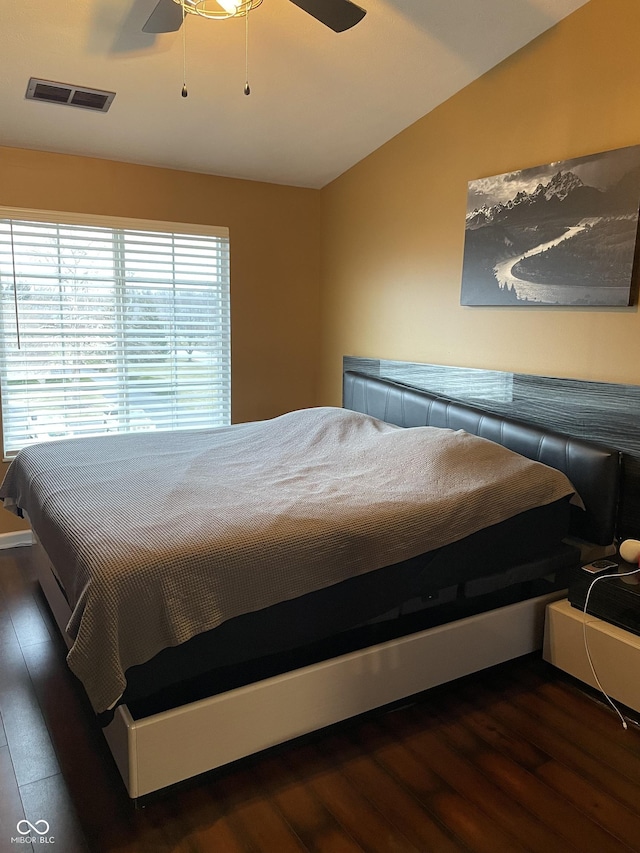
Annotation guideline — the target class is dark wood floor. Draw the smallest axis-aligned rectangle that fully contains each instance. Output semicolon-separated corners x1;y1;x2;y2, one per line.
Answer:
2;546;640;853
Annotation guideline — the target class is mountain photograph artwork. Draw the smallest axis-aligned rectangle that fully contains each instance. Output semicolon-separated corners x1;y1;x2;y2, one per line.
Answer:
460;145;640;306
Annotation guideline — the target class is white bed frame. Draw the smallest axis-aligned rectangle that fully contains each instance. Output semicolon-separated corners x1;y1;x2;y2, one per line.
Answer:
33;535;563;799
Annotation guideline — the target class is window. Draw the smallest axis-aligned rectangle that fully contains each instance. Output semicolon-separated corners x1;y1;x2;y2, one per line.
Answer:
0;209;230;457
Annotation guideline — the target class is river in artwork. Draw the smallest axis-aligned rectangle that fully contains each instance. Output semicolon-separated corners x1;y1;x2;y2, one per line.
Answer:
492;218;628;305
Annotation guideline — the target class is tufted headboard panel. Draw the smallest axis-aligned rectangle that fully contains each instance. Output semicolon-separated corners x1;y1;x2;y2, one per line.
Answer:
343;370;621;546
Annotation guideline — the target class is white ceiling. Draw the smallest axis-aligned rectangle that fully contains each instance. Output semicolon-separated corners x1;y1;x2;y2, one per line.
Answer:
1;0;590;189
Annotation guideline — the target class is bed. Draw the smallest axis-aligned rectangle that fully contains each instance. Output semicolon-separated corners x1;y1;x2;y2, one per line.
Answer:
0;369;621;798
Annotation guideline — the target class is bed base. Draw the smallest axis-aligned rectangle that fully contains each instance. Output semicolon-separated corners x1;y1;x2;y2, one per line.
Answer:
32;536;563;799
27;368;619;799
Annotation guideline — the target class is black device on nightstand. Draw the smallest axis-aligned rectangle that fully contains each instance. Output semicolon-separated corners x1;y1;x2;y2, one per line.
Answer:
569;562;640;637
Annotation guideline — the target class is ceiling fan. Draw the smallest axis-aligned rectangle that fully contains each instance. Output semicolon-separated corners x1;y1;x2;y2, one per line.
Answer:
143;0;367;34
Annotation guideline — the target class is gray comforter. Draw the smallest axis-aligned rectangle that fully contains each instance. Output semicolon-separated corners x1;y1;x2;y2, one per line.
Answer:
0;407;576;713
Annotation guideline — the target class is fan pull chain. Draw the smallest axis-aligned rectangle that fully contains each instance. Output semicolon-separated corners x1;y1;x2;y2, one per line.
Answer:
244;8;251;95
181;3;188;97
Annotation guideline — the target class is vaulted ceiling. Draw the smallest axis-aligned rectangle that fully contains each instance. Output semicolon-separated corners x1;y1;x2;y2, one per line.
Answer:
1;1;590;188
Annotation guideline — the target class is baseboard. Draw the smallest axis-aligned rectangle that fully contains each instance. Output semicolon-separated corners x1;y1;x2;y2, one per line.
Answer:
0;530;33;549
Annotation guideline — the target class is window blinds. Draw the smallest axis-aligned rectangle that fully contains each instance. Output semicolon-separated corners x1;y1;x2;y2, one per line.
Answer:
0;213;230;457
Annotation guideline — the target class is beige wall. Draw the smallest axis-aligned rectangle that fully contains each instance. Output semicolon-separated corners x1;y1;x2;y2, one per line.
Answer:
0;147;322;533
319;0;640;404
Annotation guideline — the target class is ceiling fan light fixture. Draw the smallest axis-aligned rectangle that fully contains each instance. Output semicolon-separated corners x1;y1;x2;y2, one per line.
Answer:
172;0;263;20
218;0;241;15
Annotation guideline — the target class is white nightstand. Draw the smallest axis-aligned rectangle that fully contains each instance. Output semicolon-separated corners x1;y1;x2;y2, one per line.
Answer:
543;598;640;714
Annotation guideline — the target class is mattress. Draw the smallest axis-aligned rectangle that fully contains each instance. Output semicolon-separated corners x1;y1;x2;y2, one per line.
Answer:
119;497;576;721
0;406;578;714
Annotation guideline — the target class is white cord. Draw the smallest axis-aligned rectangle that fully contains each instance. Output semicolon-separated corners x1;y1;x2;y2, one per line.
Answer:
582;566;640;730
9;220;21;350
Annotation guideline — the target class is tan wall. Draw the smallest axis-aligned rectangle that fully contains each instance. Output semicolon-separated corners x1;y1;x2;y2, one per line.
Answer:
0;146;322;533
319;0;640;404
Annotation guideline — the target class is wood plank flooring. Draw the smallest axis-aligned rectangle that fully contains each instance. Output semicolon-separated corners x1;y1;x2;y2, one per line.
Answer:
2;545;640;852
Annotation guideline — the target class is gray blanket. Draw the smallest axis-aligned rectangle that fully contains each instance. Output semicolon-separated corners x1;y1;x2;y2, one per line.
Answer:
0;407;576;712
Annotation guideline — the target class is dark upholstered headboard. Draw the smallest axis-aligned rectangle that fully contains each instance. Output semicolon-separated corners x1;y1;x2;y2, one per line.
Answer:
343;370;620;546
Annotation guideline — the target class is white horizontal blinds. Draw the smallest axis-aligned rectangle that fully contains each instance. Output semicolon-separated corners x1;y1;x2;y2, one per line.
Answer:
0;215;230;456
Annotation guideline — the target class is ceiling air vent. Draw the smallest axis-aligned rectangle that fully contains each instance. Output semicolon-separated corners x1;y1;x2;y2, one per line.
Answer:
25;78;115;113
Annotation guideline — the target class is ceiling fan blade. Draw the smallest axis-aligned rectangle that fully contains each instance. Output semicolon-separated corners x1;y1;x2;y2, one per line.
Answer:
288;0;366;33
142;0;184;33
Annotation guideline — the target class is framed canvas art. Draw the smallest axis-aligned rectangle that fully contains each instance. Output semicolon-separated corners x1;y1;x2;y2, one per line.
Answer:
460;145;640;306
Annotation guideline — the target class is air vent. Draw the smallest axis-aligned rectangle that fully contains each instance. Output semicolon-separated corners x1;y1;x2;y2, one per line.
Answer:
25;78;115;113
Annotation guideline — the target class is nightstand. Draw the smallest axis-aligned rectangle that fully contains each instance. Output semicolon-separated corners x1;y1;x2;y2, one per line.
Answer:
543;597;640;714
